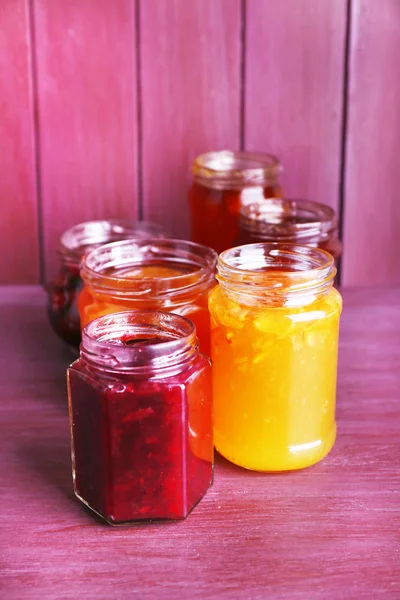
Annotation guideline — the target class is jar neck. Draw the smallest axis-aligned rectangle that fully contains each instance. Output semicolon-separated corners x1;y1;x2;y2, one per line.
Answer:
218;244;336;308
80;239;217;304
239;199;338;243
192;150;282;191
80;310;198;377
59;220;164;269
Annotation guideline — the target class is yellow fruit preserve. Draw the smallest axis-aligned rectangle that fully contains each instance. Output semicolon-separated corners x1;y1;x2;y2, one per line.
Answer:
79;239;217;356
209;243;342;471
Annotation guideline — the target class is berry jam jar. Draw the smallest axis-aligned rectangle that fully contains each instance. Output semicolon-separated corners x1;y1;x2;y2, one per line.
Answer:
236;199;342;264
189;150;283;254
209;243;342;472
78;239;217;356
47;220;164;351
67;310;213;524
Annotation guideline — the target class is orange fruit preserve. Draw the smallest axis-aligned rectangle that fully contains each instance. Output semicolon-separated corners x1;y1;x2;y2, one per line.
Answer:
209;244;342;471
79;239;217;356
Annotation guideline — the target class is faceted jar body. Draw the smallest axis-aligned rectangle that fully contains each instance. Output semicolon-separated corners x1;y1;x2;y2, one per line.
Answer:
236;199;342;265
78;239;217;356
209;244;342;471
67;311;213;523
189;151;282;254
47;220;164;350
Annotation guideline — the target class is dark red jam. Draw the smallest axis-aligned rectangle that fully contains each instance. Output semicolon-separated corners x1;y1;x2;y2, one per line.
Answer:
47;264;82;349
67;311;213;524
47;220;165;351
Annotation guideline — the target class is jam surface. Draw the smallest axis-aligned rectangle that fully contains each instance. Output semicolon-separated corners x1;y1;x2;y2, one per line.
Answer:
68;356;213;523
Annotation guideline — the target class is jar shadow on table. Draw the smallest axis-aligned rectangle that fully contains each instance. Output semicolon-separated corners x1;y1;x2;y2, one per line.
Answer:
18;301;77;412
15;432;183;529
16;432;74;500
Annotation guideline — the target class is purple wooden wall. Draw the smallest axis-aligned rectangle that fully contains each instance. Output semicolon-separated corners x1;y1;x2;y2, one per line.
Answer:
1;0;399;286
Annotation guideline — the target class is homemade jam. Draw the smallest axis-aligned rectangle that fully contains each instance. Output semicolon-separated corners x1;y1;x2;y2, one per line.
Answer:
209;243;342;471
236;198;342;263
78;239;217;355
47;220;164;350
189;150;283;254
67;310;213;524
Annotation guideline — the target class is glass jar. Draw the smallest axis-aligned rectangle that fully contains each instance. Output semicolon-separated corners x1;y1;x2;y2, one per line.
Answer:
79;239;218;356
67;310;213;524
47;220;164;351
209;243;342;472
236;199;342;264
189;150;283;254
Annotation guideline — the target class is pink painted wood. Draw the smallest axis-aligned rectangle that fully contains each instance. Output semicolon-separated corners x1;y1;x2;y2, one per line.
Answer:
1;285;400;598
342;0;400;286
0;0;39;283
33;0;139;281
140;0;241;238
245;0;347;211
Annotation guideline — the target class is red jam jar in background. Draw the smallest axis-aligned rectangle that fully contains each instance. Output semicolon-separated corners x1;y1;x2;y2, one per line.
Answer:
189;150;283;254
78;239;217;356
67;310;213;524
47;220;164;351
236;199;342;264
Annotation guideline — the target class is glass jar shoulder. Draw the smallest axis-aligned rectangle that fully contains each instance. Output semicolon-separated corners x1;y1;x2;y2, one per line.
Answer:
68;354;210;391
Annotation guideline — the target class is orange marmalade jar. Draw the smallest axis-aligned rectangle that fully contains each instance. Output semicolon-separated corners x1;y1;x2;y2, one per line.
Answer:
209;243;342;471
189;151;283;254
236;199;342;264
79;239;217;356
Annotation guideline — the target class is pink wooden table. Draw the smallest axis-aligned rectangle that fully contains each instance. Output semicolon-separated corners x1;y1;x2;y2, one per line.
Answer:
1;286;399;599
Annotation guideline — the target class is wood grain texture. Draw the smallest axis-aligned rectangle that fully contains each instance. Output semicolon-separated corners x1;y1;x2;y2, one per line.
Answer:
1;285;399;599
245;0;347;211
140;0;241;238
342;0;400;286
33;0;138;281
0;0;39;283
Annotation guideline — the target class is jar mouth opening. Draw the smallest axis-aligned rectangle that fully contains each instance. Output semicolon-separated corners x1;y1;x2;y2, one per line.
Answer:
218;243;335;305
81;310;198;373
81;238;217;299
59;220;164;267
192;150;282;190
240;199;337;240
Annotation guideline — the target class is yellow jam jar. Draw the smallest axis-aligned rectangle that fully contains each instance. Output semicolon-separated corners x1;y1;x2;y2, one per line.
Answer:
209;243;342;471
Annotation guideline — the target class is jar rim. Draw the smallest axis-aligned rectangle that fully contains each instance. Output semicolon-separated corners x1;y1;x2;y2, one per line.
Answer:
59;220;164;267
239;199;337;241
192;150;282;190
81;238;218;301
218;243;336;306
81;310;198;374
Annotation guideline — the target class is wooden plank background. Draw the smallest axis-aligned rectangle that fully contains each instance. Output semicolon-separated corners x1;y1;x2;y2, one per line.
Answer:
0;0;39;283
342;0;400;286
0;0;399;285
140;0;241;238
33;0;138;280
245;0;347;212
